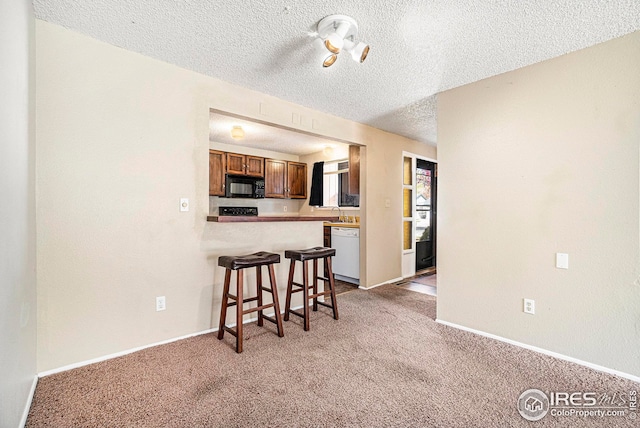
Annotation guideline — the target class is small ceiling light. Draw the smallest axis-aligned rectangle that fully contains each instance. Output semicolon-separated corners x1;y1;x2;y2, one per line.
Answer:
323;53;338;68
230;126;244;140
344;40;370;63
316;15;370;68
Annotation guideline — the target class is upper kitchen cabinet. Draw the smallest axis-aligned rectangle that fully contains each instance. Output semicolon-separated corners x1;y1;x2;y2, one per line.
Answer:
265;159;286;198
209;150;226;196
265;159;307;199
226;153;264;177
287;161;307;199
348;145;360;195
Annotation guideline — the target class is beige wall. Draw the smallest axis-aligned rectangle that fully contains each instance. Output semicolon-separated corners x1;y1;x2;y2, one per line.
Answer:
35;20;434;372
437;31;640;377
0;0;37;425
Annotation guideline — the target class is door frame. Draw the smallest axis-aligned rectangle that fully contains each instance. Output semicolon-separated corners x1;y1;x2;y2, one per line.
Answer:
401;151;437;278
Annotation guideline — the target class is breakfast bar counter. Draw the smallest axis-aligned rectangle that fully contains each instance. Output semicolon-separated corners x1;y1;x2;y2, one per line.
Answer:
207;215;338;223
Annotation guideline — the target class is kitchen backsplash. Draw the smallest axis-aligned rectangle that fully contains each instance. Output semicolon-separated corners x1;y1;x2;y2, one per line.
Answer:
209;196;303;216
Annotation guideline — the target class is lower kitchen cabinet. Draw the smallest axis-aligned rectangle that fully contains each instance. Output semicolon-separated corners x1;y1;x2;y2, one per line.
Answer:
324;226;331;247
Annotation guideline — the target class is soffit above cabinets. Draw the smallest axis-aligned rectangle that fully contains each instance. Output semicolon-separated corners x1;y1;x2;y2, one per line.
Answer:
209;111;349;156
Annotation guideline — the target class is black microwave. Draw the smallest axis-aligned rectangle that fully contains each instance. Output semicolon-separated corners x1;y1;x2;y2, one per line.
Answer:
225;174;265;199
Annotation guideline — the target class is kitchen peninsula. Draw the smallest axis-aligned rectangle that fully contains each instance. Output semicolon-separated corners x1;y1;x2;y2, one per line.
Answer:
207;215;338;222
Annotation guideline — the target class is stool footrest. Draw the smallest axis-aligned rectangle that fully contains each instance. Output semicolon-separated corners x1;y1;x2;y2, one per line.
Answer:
290;281;327;289
317;301;334;309
261;314;279;325
224;296;268;306
222;326;238;337
309;291;331;299
287;309;305;319
242;303;275;315
317;276;331;282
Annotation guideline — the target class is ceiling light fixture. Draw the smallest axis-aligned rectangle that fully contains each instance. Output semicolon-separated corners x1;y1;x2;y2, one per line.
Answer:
316;15;370;68
230;125;245;140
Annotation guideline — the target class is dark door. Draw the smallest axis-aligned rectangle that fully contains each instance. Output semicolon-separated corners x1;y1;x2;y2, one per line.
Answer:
415;159;437;271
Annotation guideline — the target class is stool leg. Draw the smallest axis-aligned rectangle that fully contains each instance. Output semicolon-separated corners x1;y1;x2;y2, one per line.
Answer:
312;258;319;312
302;260;310;331
267;264;284;337
284;259;295;321
236;269;244;353
326;257;339;320
256;265;263;327
218;268;231;340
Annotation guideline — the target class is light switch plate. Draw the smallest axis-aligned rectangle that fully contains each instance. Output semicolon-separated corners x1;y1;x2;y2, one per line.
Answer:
180;198;189;212
556;253;569;269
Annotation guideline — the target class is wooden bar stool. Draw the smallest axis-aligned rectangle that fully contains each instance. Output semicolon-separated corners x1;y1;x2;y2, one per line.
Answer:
217;251;284;353
283;247;339;331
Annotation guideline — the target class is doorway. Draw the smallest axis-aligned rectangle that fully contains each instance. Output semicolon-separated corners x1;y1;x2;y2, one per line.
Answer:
415;159;437;272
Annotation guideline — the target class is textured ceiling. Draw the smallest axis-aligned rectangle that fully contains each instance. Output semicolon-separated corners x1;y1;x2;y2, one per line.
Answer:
34;0;640;146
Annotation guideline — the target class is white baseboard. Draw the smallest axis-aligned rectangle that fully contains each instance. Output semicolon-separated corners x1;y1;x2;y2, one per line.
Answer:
38;327;217;377
20;375;38;428
38;305;306;378
360;276;403;290
436;319;640;383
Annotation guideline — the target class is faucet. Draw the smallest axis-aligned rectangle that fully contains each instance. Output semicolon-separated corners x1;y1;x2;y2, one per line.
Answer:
331;206;343;222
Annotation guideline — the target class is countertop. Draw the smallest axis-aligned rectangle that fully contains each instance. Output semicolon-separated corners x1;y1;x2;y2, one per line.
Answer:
207;215;339;223
324;222;360;228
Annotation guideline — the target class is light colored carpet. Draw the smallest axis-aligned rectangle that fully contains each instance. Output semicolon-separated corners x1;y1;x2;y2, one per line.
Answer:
27;285;638;427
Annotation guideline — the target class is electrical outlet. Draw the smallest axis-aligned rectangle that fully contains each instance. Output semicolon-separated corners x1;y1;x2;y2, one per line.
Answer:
283;206;288;212
156;296;166;311
523;298;535;315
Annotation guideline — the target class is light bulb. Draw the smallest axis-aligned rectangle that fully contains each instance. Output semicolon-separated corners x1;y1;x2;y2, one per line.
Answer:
323;53;338;67
324;32;344;54
231;126;244;140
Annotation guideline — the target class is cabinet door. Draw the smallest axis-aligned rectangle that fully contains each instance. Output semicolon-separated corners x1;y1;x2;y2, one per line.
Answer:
209;150;226;196
265;159;286;198
226;153;245;175
348;145;360;195
287;161;307;199
323;226;332;247
245;155;264;177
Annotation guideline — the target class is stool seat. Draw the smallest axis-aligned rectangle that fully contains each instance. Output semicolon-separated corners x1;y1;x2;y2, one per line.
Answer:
285;247;336;262
218;252;280;270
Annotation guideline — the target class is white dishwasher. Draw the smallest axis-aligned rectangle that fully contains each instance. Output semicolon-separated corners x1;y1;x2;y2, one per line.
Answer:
331;227;360;285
